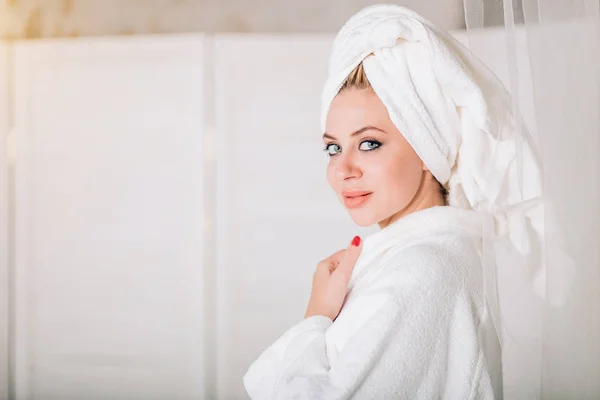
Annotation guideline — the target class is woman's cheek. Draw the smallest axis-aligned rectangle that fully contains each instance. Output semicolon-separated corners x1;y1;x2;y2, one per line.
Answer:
373;156;414;204
326;162;338;192
394;160;423;202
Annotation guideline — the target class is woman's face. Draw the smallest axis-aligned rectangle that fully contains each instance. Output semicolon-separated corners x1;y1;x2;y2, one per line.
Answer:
324;89;426;227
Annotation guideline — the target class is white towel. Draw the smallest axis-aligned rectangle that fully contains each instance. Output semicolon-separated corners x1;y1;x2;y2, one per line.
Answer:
319;4;575;348
243;206;500;399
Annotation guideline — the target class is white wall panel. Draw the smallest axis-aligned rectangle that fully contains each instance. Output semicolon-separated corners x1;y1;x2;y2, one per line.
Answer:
213;35;377;399
12;35;206;400
0;39;11;400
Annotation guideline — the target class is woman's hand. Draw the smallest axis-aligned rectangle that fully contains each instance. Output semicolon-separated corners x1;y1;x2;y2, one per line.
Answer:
304;236;363;321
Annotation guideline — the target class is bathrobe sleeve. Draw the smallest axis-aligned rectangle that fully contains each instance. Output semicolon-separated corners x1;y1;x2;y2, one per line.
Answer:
243;244;475;400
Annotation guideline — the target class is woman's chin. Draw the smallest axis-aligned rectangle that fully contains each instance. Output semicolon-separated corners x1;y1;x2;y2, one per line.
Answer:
347;209;378;227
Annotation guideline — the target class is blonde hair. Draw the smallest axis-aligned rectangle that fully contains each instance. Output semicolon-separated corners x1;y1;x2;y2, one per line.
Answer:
338;62;448;204
339;63;372;92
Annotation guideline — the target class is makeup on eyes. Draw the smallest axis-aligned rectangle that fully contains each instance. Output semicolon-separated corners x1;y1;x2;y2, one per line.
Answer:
323;139;383;156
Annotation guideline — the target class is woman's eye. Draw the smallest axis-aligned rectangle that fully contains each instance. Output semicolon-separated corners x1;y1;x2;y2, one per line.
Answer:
359;140;381;151
324;143;342;156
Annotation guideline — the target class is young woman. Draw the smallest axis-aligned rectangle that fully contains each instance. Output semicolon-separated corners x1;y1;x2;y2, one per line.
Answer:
243;4;555;399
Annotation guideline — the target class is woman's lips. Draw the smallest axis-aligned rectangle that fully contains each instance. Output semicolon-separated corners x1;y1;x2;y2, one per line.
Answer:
342;191;373;209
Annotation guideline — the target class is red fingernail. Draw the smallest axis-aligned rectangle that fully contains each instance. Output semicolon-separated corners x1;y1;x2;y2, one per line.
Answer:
351;236;361;247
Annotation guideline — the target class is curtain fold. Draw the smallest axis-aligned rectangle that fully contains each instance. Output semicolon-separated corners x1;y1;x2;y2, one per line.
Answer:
464;1;600;398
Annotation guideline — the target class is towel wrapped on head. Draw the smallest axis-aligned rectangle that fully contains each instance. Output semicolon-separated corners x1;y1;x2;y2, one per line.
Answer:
320;4;575;348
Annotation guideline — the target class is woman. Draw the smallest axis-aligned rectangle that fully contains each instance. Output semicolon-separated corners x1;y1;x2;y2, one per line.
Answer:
243;5;568;399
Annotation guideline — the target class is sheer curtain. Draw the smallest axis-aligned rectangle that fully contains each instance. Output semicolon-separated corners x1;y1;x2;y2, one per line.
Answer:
463;0;600;398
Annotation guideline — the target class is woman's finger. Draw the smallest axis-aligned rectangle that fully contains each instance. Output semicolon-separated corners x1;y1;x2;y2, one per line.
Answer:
325;249;346;266
332;236;362;283
315;249;345;274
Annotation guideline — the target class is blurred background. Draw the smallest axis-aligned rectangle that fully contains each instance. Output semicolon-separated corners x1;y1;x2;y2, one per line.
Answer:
1;0;516;37
0;1;598;399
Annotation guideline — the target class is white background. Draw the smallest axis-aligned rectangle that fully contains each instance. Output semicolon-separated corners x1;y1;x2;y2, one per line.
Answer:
1;26;598;399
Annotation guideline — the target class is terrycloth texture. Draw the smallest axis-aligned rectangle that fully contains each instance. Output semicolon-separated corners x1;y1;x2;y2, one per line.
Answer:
243;206;501;399
319;4;575;347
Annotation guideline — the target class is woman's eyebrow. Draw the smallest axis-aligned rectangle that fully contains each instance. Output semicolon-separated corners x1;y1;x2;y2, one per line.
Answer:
322;126;386;140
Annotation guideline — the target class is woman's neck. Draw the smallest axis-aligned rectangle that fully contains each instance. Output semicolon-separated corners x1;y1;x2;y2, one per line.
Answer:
378;171;445;229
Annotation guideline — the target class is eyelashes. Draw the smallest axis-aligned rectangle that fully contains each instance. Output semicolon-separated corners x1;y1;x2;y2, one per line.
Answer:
323;143;342;156
359;140;381;151
323;140;382;156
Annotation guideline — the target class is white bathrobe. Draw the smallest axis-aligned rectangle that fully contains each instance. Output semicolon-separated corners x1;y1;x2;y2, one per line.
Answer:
243;206;502;399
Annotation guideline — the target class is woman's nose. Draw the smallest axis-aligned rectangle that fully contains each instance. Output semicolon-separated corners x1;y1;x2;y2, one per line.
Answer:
335;152;361;181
